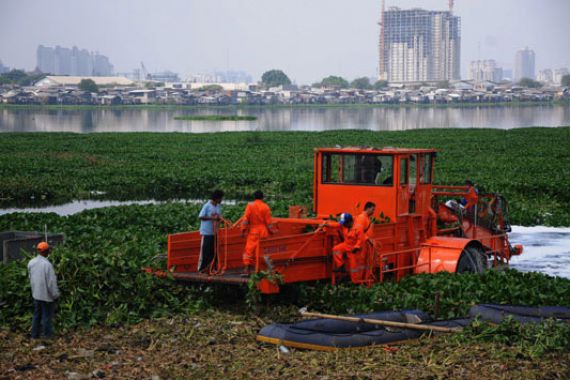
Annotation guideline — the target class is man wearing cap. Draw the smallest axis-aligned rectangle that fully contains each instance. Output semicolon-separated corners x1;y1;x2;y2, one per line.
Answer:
28;242;60;339
332;213;364;282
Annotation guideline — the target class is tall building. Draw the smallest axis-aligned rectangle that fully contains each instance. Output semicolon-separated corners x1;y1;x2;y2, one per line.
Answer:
514;47;535;82
468;60;503;82
378;2;461;83
36;45;113;76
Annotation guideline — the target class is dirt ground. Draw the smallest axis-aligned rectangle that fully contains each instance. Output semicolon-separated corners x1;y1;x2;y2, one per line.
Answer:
2;310;569;380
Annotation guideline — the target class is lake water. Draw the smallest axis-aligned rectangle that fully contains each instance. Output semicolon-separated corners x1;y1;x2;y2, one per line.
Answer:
1;104;569;133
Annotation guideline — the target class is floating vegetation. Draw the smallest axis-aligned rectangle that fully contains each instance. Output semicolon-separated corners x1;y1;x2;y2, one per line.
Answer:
174;115;257;121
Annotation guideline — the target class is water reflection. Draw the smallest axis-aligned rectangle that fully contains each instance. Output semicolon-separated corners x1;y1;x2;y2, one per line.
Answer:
0;105;569;133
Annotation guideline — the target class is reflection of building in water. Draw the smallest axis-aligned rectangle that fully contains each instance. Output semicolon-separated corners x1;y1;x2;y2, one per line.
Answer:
1;107;570;133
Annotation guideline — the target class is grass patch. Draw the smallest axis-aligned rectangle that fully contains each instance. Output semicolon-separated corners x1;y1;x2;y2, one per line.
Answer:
174;115;257;121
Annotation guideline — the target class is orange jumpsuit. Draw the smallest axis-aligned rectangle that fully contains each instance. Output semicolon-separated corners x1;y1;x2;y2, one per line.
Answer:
355;212;373;238
333;223;366;282
241;200;273;267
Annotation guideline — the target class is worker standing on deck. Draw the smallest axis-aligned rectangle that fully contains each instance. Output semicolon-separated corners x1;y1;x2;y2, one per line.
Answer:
332;213;365;282
197;189;224;273
356;202;376;238
241;190;273;276
28;242;60;339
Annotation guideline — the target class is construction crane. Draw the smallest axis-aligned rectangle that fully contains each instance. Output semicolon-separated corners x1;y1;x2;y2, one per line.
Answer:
140;61;151;81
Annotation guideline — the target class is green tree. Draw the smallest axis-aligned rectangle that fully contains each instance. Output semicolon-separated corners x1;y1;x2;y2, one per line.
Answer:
144;81;164;89
373;80;389;90
0;70;45;86
350;77;372;90
518;77;542;88
78;78;99;93
199;84;224;92
561;74;570;87
321;75;349;89
261;70;291;88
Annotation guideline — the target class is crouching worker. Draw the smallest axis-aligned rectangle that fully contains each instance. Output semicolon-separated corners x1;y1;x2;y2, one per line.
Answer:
28;242;60;339
332;213;365;283
241;190;274;276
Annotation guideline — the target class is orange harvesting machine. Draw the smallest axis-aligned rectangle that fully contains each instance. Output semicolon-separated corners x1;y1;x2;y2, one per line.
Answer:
155;147;523;294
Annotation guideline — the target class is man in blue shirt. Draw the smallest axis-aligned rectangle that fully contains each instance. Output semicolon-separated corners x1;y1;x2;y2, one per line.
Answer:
197;189;224;272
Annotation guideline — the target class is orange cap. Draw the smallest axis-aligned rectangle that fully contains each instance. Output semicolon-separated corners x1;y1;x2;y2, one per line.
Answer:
37;242;50;252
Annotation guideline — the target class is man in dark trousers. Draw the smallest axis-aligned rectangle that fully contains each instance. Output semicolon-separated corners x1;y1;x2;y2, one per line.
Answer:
197;189;224;272
28;242;60;339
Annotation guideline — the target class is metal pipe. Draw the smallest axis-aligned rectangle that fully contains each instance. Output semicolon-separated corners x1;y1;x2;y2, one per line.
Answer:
300;310;462;333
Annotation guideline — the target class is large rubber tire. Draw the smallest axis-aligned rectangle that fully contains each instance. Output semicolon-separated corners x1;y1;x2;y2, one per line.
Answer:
456;245;488;273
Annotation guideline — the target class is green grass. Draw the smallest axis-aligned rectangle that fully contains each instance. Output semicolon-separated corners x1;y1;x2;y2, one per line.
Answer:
1;128;569;225
174;115;257;121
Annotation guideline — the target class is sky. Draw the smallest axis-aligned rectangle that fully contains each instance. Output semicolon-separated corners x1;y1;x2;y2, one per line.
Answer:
1;0;569;84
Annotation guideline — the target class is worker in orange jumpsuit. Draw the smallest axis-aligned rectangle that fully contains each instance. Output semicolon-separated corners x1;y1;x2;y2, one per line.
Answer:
355;201;376;238
332;213;365;283
241;190;273;276
463;180;479;211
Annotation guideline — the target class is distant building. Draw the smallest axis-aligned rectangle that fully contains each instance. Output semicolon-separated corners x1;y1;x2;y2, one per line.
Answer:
502;69;513;81
378;6;461;83
34;76;133;88
36;45;114;76
553;68;569;86
188;71;253;84
514;47;535;82
148;71;180;83
213;71;253;84
0;60;10;74
538;69;553;84
186;82;252;91
468;60;503;82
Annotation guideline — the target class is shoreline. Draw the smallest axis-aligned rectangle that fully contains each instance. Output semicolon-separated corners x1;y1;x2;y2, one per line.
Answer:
0;100;568;111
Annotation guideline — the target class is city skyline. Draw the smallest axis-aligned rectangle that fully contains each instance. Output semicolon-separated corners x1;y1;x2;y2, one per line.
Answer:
1;0;569;84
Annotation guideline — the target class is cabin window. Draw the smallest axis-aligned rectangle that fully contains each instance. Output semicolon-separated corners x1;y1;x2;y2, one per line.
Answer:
409;154;417;186
400;158;408;185
420;154;433;184
322;153;393;186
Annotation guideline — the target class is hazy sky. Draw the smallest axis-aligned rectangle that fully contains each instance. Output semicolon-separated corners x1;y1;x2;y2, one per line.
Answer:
1;0;569;83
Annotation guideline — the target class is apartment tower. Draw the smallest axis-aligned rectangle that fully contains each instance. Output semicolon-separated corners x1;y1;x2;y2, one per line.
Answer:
378;0;461;83
514;47;535;82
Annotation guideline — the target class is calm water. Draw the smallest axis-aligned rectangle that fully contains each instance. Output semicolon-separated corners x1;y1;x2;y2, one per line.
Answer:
1;105;569;133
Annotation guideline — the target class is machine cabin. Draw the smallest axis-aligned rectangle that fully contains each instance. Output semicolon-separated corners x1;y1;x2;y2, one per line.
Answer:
314;147;437;222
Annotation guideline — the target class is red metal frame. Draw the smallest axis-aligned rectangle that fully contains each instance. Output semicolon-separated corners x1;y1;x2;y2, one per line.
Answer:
163;147;522;294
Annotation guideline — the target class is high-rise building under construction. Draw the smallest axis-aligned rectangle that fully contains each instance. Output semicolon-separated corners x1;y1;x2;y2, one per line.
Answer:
378;2;461;83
